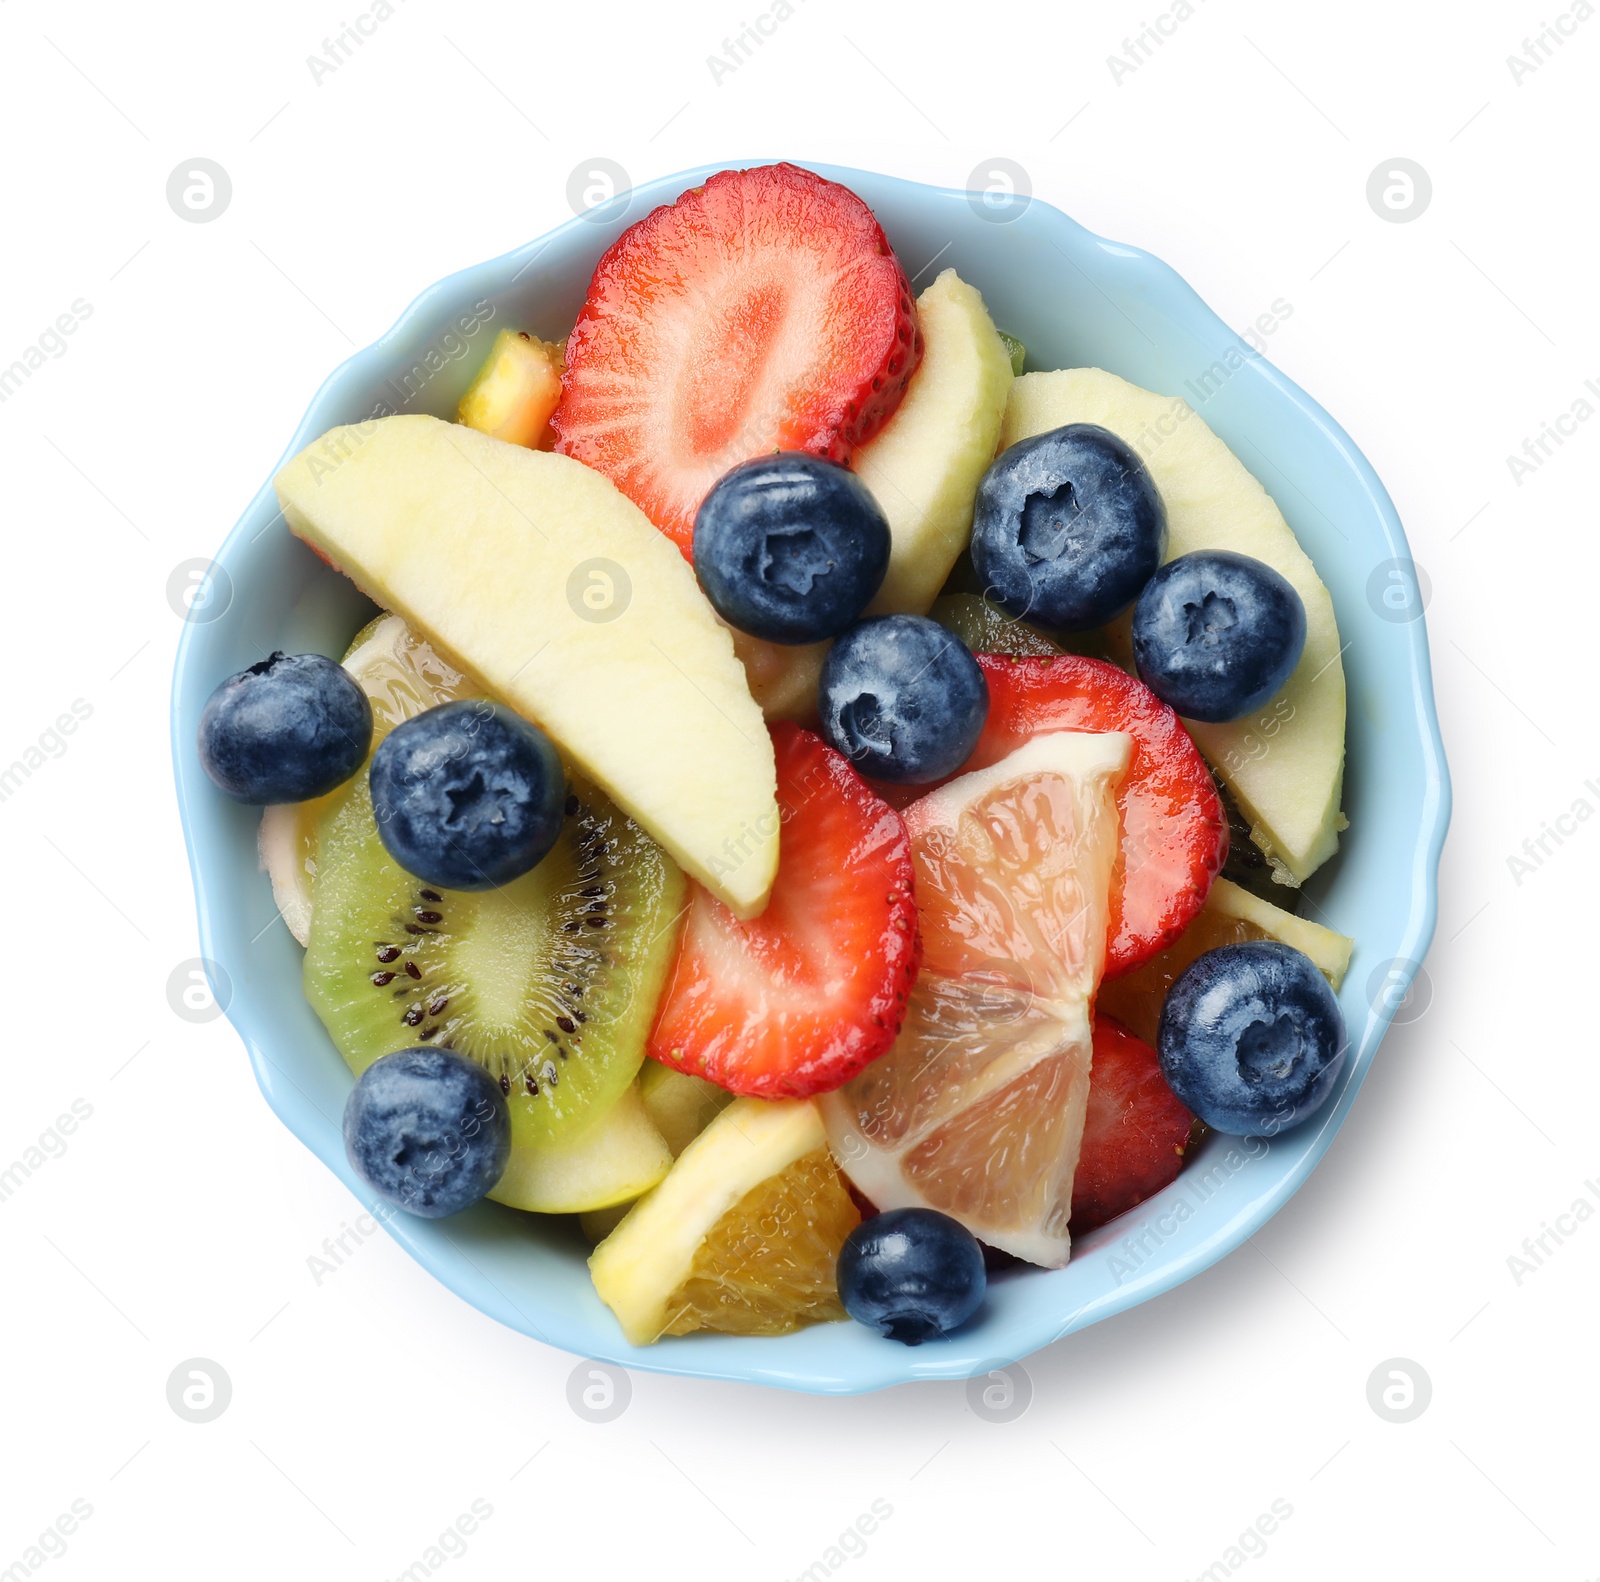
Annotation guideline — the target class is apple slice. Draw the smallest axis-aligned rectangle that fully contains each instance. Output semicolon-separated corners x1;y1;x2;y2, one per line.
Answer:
489;1081;672;1214
1002;368;1346;883
274;415;778;917
859;268;1016;614
731;269;1015;721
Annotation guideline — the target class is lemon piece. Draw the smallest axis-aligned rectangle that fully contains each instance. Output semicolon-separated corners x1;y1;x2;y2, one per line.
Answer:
589;1097;858;1345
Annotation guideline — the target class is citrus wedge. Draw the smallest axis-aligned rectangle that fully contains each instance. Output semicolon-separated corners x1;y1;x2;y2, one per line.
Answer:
588;1097;859;1345
820;731;1131;1267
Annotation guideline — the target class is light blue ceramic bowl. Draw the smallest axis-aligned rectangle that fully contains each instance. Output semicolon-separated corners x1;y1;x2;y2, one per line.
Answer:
171;162;1449;1394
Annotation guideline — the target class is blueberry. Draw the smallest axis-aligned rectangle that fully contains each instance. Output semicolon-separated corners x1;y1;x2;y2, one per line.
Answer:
369;700;565;890
1132;550;1307;723
971;424;1167;632
342;1047;510;1218
1157;940;1347;1136
837;1208;986;1345
692;454;891;644
197;651;372;804
818;615;988;784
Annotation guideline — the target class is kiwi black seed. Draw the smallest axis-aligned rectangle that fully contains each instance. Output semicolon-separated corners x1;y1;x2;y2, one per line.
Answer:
304;768;686;1150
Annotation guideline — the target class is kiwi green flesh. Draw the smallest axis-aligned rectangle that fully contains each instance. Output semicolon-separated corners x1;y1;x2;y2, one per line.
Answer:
928;591;1118;664
304;771;686;1151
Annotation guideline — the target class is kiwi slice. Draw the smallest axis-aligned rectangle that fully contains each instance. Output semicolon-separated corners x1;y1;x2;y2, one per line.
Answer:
928;592;1117;664
305;764;686;1161
299;613;687;1183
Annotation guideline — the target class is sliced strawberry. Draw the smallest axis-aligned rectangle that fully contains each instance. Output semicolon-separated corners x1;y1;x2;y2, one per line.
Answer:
551;163;923;558
1071;1016;1196;1234
880;654;1227;977
974;656;1227;976
648;722;920;1098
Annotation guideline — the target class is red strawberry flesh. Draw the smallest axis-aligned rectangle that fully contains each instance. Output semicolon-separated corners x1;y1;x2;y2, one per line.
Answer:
1071;1016;1196;1234
647;722;921;1098
551;163;923;557
971;655;1226;975
880;654;1227;977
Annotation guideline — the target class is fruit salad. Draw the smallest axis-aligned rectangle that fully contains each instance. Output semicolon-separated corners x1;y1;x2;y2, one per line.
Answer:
197;163;1356;1350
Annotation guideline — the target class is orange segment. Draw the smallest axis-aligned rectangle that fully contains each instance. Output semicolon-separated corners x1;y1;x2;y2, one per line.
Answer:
821;731;1131;1267
589;1097;859;1345
661;1149;857;1338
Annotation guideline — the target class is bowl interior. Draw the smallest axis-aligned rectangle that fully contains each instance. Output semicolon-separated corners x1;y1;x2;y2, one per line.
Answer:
172;162;1448;1393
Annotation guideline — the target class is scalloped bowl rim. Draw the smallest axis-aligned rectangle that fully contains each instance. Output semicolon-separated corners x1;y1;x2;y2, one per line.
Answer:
172;161;1449;1394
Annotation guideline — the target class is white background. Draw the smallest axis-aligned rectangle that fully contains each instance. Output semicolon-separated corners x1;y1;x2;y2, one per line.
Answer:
1;0;1594;1576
